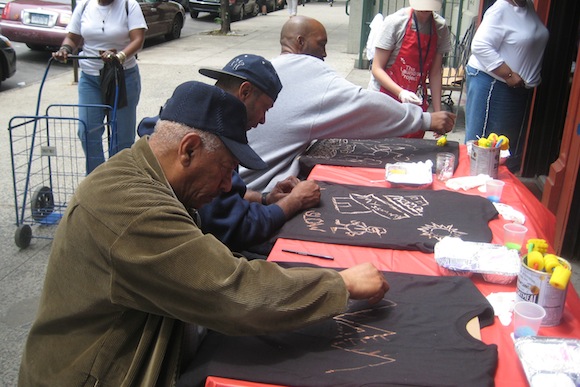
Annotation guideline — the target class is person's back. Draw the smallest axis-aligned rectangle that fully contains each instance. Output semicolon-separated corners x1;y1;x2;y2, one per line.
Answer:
240;16;455;192
241;53;426;192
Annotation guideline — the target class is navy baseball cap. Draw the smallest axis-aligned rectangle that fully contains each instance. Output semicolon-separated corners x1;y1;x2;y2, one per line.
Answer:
199;54;283;102
159;81;267;170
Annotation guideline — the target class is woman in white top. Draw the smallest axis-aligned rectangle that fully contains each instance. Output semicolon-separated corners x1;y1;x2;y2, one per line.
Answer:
53;0;147;174
465;0;549;172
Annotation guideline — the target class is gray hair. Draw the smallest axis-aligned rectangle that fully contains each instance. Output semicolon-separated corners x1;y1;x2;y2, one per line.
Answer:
152;120;222;154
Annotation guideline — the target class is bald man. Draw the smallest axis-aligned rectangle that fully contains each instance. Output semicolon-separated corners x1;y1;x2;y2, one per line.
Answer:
240;16;457;192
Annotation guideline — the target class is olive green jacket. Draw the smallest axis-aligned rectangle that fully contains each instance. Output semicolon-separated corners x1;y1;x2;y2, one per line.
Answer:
19;137;348;386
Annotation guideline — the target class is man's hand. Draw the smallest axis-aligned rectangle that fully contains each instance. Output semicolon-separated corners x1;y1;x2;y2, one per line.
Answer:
398;90;423;105
339;263;390;304
289;180;321;209
275;179;321;218
268;176;301;203
429;111;456;135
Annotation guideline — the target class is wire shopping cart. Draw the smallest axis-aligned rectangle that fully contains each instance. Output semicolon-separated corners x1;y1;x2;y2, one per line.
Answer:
8;56;120;249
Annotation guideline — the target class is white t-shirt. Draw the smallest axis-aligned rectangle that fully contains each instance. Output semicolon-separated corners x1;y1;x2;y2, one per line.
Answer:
368;7;451;91
467;0;549;87
67;0;148;75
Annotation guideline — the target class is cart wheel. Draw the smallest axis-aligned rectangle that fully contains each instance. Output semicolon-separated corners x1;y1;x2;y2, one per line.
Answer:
15;225;32;249
31;186;54;221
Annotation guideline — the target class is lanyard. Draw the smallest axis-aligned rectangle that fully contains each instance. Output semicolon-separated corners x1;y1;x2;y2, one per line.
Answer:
413;12;433;86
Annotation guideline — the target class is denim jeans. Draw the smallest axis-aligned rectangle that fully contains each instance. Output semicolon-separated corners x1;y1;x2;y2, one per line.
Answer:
78;65;141;174
465;65;532;172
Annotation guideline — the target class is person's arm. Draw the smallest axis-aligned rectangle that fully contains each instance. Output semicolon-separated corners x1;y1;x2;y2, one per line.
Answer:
52;32;83;62
200;174;320;251
372;48;422;105
243;176;301;204
371;48;399;96
198;172;286;250
428;52;444;112
491;63;525;88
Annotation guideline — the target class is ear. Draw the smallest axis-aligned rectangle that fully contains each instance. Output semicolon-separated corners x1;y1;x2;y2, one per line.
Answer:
178;132;203;167
238;82;254;102
297;36;304;47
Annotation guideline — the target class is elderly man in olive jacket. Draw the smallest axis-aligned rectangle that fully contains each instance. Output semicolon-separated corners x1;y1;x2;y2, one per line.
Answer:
18;81;389;386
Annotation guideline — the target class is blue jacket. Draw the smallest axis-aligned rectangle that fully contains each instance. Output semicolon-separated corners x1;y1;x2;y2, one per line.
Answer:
198;171;286;252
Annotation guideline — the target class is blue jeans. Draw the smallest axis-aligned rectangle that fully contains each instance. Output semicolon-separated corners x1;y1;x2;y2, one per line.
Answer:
465;65;532;172
78;65;141;174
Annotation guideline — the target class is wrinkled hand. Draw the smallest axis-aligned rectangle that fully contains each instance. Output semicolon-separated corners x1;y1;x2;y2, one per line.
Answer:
429;111;456;135
339;263;390;304
268;176;301;203
275;179;321;218
289;180;321;210
398;89;423;105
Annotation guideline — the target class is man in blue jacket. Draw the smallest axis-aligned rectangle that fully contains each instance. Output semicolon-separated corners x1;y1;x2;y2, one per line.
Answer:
138;54;320;255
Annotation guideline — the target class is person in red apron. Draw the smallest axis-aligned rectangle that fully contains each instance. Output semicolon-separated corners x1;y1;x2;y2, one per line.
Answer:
371;0;450;138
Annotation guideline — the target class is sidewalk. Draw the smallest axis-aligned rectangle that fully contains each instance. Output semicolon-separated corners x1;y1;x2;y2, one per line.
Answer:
0;2;575;384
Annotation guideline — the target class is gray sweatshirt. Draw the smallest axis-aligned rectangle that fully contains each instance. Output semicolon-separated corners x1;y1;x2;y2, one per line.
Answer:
240;53;431;192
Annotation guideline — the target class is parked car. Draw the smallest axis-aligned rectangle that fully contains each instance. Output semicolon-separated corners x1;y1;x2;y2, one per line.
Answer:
0;33;17;87
266;0;284;12
188;0;258;21
0;0;13;13
0;0;185;51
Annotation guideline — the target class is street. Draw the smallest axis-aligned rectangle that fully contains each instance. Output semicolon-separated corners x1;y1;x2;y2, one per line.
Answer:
0;12;219;92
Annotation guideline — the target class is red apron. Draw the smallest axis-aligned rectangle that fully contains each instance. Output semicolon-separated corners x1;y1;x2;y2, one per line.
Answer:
380;10;438;138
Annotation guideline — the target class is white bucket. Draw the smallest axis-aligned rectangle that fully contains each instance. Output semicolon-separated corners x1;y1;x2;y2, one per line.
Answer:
470;144;500;178
516;257;571;327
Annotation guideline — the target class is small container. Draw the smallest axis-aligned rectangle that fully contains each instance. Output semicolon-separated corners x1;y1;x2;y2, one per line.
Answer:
470;143;500;178
516;256;571;326
513;301;546;338
435;152;455;181
485;179;505;202
503;223;528;252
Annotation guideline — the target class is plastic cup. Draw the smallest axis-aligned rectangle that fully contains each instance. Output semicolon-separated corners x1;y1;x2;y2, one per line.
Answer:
503;223;528;251
436;152;455;181
513;301;546;338
485;179;505;202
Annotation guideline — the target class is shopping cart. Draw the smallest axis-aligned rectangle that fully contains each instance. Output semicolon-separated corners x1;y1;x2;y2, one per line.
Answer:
8;56;119;248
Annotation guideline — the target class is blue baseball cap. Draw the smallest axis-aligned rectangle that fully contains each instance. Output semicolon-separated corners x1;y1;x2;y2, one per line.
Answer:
159;81;267;170
199;54;283;102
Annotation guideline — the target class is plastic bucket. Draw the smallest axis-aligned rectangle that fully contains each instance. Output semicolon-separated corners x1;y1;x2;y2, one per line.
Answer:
470;144;500;178
516;257;571;327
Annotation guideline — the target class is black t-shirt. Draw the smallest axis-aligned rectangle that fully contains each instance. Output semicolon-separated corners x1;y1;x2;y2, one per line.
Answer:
178;269;498;387
276;181;498;253
298;138;460;179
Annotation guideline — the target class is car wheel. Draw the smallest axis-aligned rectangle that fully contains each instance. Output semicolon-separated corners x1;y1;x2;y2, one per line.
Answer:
252;2;259;16
179;0;190;11
190;9;199;18
165;16;183;40
237;5;245;21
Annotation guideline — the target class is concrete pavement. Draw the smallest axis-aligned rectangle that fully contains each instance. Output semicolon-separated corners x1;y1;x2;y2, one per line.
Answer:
0;2;577;385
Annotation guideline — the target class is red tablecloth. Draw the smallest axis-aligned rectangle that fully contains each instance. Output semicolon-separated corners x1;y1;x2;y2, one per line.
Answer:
206;147;580;387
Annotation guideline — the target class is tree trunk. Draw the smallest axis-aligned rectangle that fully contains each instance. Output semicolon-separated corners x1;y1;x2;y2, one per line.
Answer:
220;0;231;34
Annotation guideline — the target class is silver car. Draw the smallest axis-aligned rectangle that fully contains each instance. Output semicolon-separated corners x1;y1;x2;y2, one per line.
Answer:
188;0;258;21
